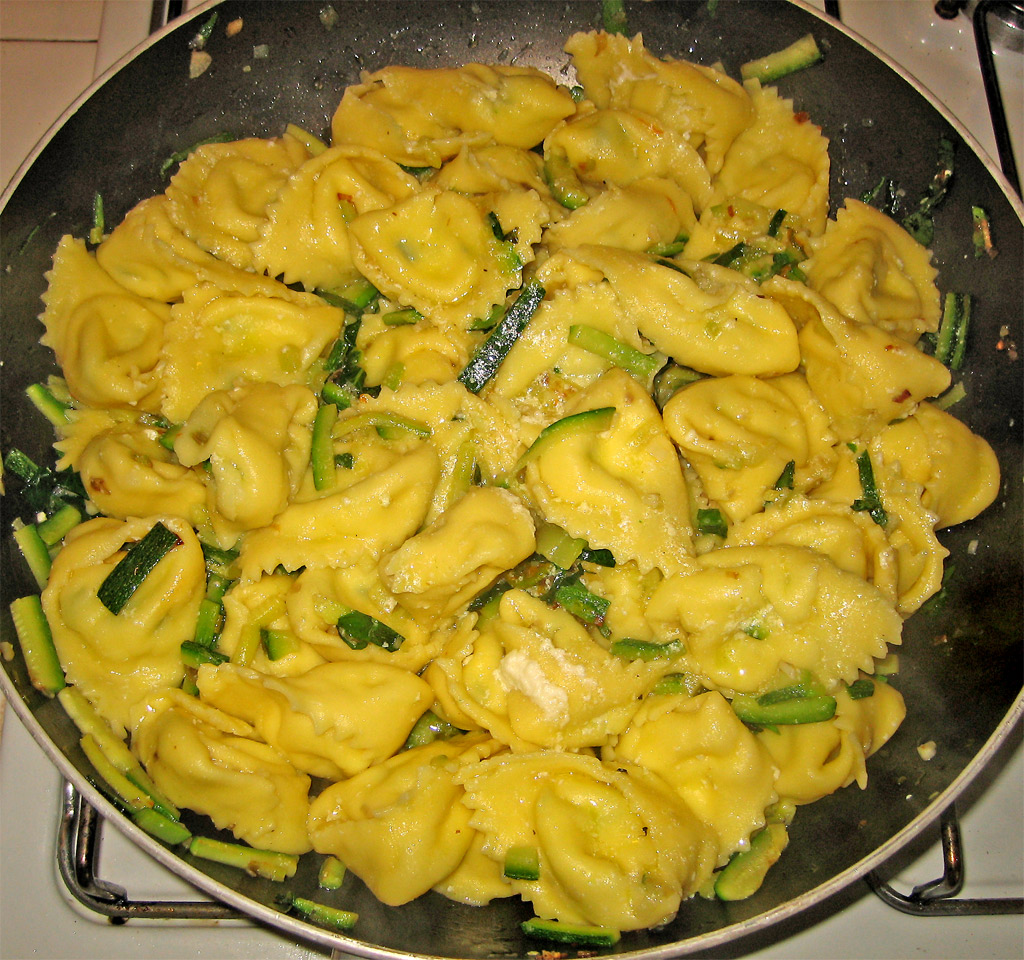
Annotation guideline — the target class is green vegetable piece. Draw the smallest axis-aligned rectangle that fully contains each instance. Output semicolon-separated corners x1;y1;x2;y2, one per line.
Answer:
79;733;154;812
714;822;789;901
773;460;796;490
861;175;901;216
159;132;235;178
553;579;609;627
851;449;888;528
535;522;587;570
511;406;615;476
14;523;51;590
285;123;328;156
333;410;430;441
288;895;358;931
504;845;540;881
521;917;620;946
262;629;300;661
180;640;229;669
25;382;70;428
972;205;997;259
646;233;689;257
568;324;664;381
337;610;404;652
311;403;339;491
192;598;224;647
133;807;192;846
403;709;462;750
653;362;703;408
649;672;702;697
97;522;181;615
902;136;955;246
934;291;972;370
601;0;628;35
696;507;728;538
382;307;423;326
9;595;65;695
579;546;616;567
610;638;684;661
766;208;788;238
543;152;589;210
731;692;837;726
88;192;105;245
201;541;238;580
846;678;876;700
58;686;179;819
318;855;347;890
188;836;298;882
740;33;823;83
458;280;545;393
36;503;82;546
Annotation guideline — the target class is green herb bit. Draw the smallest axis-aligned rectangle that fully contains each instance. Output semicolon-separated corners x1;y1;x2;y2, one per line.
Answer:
901;135;955;246
579;546;616;567
851;450;888;528
287;895;358;931
766;208;788;238
9;595;65;695
159;132;235;178
336;610;404;652
696;507;728;538
568;323;664;381
97;522;182;615
189;836;298;882
601;0;628;34
971;205;997;258
191;11;218;49
773;460;796;490
846;678;875;700
521;917;620;946
861;176;900;216
646;232;690;257
610;638;684;661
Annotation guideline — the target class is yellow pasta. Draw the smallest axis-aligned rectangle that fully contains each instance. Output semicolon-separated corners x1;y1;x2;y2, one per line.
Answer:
17;25;1001;938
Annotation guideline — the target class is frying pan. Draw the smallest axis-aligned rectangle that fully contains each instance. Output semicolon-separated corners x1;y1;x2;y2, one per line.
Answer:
1;1;1021;956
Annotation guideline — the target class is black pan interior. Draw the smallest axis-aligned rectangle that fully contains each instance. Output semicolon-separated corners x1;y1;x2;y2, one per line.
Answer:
1;2;1021;957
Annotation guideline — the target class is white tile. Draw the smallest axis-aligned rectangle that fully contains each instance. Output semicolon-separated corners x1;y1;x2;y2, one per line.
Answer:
94;0;152;76
0;0;105;41
0;39;96;188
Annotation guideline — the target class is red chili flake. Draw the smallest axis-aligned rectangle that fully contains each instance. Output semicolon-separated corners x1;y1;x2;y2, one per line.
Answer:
893;388;912;403
727;205;736;217
794;111;810;123
884;343;897;351
89;477;111;494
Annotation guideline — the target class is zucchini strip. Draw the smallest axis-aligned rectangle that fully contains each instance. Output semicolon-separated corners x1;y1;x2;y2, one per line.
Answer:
97;522;181;615
9;595;65;695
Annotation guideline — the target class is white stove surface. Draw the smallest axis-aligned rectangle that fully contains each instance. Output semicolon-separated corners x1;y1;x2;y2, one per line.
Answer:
1;2;1021;959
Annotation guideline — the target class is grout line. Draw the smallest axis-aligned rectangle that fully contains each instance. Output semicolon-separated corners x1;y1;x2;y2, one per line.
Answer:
0;37;99;44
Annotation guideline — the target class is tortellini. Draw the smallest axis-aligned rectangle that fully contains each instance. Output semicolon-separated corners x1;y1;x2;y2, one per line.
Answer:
25;25;1001;939
42;517;205;733
132;689;312;854
457;751;718;930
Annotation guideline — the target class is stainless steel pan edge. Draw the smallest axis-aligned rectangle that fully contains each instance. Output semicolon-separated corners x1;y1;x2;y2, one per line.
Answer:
1;2;1021;957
